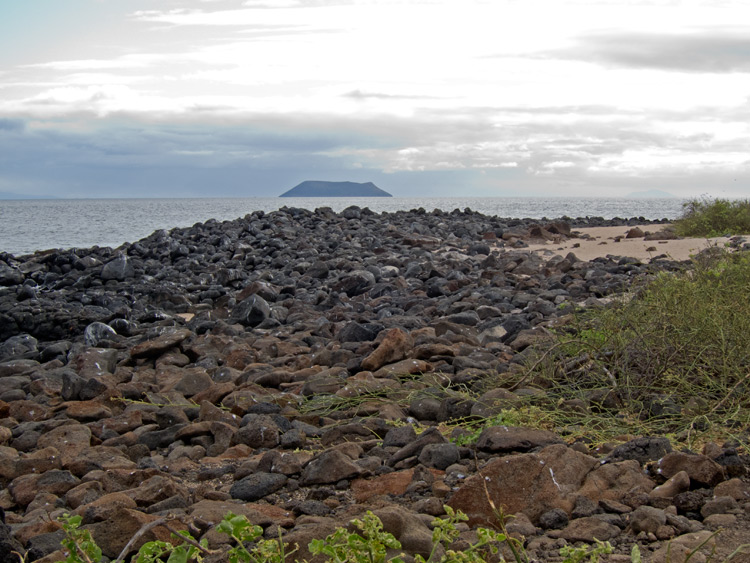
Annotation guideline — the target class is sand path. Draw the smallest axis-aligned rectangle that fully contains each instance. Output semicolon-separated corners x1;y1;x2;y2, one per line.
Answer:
523;224;734;262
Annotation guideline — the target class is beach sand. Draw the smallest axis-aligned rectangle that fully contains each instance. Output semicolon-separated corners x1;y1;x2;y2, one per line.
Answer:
524;224;733;262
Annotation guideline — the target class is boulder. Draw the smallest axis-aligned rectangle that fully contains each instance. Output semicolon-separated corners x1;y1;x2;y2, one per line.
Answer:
448;445;598;525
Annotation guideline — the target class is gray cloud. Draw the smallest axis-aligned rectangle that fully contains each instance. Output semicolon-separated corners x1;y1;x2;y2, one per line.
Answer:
553;30;750;73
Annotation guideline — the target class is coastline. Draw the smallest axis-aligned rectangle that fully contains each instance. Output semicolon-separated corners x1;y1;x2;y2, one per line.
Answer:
1;206;748;561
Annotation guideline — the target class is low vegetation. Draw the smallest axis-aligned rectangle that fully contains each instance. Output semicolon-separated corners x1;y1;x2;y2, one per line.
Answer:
674;197;750;237
56;508;615;563
515;250;750;449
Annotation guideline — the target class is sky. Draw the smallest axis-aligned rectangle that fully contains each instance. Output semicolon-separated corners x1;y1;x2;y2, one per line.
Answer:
1;0;749;199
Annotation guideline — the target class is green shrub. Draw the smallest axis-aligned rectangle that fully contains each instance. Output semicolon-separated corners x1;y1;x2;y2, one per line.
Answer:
674;197;750;237
523;251;750;447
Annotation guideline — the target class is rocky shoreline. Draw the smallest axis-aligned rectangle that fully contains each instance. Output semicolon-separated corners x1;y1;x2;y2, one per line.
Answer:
1;206;748;562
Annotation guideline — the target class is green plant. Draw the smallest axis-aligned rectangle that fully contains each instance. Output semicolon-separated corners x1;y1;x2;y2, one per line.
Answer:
674;197;750;237
521;251;750;448
216;513;294;563
449;406;550;447
309;511;405;563
59;514;102;563
559;540;613;562
135;530;207;563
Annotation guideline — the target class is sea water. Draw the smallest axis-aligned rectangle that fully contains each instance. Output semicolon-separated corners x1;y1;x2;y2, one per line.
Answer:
0;197;685;256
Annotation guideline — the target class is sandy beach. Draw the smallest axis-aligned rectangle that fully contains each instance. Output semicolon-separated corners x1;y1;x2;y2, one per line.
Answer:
525;224;733;262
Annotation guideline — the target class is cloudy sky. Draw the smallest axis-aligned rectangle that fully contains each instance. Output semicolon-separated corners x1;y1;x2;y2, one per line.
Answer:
1;0;749;198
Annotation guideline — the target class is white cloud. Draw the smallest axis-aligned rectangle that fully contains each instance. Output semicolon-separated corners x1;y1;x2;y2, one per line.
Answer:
2;0;749;197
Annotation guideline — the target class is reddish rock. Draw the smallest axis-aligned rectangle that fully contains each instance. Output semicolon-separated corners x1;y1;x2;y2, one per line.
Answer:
13;519;62;548
360;328;414;372
66;446;137;476
448;445;598;526
14;446;63;479
76;492;138;523
125;475;188;507
65;480;104;509
62;400;113;421
8;473;44;506
189;499;294;528
36;424;92;465
351;468;444;502
7;400;51;422
88;507;177;559
130;328;192;359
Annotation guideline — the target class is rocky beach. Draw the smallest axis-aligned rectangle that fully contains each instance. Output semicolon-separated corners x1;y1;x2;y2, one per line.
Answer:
1;205;749;562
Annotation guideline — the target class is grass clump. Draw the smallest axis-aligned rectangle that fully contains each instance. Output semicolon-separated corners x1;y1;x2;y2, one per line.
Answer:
523;251;750;448
674;197;750;237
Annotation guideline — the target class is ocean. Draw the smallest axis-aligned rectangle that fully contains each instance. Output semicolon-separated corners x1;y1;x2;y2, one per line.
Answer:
0;197;685;256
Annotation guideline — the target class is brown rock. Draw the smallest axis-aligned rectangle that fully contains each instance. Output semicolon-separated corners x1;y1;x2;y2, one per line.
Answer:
626;227;645;238
8;400;51;422
629;505;667;534
556;517;620;542
63;400;113;421
36;424;92;465
361;328;414;371
373;505;434;558
714;478;750;502
351;468;444;502
476;426;563;453
13;519;61;548
280;517;342;563
8;473;43;506
76;492;138;523
0;446;19;480
130;328;193;359
657;452;725;487
65;481;104;509
125;475;188;507
300;450;362;486
578;459;655;503
70;348;118;376
233;415;280;449
448;444;598;526
373;359;432;378
700;496;739;518
14;446;63;478
189;499;294;529
167;367;214;397
88;507;176;559
651;530;716;563
649;470;690;499
66;446;137;476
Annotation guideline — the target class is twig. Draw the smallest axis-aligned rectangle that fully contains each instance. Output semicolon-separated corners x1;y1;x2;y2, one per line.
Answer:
115;517;171;563
508;340;569;391
113;515;216;563
705;372;750;417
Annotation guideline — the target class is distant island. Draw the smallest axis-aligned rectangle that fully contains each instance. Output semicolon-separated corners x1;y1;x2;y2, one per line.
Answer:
279;181;392;197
